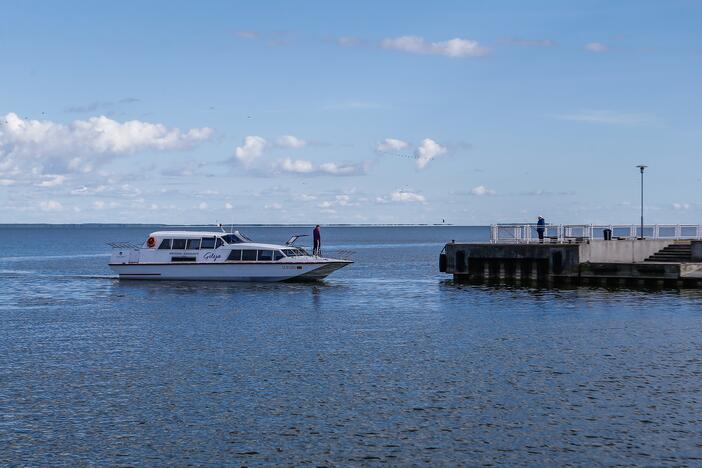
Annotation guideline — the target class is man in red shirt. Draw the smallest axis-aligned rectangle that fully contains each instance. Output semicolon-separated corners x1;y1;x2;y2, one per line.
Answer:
313;225;321;256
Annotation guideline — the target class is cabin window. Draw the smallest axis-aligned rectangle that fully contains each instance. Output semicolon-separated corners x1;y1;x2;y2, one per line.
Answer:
171;256;196;262
172;239;187;249
227;250;242;261
215;237;224;248
258;250;273;261
158;239;172;250
274;251;285;261
186;239;201;250
242;250;257;261
200;237;216;249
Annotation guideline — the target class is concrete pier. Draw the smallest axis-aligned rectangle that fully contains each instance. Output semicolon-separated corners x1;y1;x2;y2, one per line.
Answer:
440;239;702;287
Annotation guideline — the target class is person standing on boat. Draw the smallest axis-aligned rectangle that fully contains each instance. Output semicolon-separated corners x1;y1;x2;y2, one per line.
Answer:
313;225;321;256
536;216;546;242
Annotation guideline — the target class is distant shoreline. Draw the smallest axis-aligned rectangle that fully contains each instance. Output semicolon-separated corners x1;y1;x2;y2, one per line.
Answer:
0;223;486;228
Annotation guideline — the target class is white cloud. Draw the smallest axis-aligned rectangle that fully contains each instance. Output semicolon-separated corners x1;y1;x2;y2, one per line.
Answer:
377;190;426;204
198;202;208;210
0;112;213;176
276;135;306;148
672;202;691;211
0;178;16;186
278;158;315;174
376;138;409;153
470;185;496;196
391;190;425;203
319;161;366;176
415;138;447;169
381;36;489;58
234;136;267;166
37;175;66;187
93;201;106;210
224;202;233;209
275;158;367;176
585;42;608;53
318;194;355;211
39;200;63;211
265;203;282;210
556;110;652;126
335;194;351;206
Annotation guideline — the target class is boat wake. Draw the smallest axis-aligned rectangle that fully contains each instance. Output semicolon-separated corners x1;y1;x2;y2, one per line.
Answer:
0;253;110;263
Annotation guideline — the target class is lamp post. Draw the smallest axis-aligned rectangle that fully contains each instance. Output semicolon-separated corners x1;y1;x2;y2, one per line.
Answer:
636;164;647;239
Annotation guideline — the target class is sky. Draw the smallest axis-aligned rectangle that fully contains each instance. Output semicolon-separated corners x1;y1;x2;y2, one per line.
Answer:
0;0;700;225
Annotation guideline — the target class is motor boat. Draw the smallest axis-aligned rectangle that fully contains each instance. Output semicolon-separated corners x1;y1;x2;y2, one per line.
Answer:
108;229;352;281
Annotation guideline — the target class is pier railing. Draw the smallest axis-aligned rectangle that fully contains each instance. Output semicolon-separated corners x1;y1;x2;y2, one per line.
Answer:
490;224;702;244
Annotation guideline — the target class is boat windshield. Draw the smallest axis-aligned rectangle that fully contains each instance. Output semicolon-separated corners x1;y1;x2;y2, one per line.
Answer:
221;231;253;244
282;248;309;257
221;234;240;244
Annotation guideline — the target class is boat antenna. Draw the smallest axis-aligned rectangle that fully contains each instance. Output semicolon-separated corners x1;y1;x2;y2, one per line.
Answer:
218;223;226;233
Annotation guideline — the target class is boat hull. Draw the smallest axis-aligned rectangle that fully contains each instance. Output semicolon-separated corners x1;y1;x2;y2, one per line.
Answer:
109;261;351;282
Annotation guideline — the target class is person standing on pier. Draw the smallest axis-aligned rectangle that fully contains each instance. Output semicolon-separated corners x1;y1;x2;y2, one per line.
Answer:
313;225;321;256
537;216;546;242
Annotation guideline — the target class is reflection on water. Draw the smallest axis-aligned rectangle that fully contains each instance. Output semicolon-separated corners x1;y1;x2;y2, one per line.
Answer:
1;225;702;466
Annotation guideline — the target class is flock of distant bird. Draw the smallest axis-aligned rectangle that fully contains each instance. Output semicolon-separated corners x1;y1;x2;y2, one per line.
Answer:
378;150;419;160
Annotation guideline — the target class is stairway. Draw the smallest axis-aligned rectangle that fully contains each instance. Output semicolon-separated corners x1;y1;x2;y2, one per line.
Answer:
645;241;692;263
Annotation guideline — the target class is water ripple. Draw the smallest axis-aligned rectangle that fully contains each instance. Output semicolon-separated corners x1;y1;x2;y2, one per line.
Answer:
1;226;702;465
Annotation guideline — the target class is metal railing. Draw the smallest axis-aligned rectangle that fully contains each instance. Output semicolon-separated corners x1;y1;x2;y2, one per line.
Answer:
490;224;702;244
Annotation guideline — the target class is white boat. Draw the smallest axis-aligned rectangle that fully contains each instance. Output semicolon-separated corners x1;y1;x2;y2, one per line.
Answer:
108;230;352;282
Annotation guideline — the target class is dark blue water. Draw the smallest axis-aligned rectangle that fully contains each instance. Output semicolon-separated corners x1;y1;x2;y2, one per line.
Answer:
1;225;701;466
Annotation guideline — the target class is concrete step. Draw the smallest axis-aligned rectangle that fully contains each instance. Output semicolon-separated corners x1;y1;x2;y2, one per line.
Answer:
656;252;692;256
649;253;692;257
645;243;693;263
651;256;692;260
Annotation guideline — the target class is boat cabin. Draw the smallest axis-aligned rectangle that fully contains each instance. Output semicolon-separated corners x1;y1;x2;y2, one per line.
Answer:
142;231;310;263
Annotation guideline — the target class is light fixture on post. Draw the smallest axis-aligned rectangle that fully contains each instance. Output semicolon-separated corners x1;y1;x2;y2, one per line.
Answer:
636;164;647;239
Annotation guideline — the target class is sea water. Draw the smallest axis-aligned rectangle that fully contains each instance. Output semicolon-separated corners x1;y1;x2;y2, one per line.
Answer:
1;225;701;465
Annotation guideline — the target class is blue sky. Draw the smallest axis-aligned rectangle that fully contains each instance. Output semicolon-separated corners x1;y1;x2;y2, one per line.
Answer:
1;0;700;224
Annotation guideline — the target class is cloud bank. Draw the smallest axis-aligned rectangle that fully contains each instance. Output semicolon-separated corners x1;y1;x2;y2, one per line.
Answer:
0;112;213;175
233;134;368;176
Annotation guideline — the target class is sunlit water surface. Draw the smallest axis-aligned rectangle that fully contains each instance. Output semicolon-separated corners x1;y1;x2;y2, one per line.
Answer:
1;225;701;466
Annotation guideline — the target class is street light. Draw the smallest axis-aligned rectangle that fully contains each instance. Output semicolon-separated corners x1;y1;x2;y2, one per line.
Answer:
636;164;647;239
